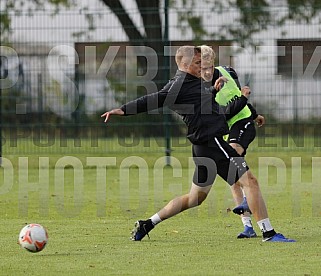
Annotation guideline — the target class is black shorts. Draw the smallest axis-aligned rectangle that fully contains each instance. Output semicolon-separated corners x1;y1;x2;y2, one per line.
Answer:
192;137;249;187
228;118;256;156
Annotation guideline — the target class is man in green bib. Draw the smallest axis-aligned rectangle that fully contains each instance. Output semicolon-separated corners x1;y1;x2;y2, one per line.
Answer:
200;46;265;239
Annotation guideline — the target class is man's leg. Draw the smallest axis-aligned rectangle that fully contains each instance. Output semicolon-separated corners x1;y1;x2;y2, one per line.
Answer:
131;183;212;241
237;170;268;222
237;170;295;241
229;142;256;238
230;182;244;206
157;183;212;220
230;183;257;238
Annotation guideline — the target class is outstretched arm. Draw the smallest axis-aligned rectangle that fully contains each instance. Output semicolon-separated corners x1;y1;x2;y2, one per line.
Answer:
101;108;124;123
101;84;171;123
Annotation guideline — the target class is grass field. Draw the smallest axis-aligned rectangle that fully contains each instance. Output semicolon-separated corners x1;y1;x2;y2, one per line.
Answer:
1;144;321;275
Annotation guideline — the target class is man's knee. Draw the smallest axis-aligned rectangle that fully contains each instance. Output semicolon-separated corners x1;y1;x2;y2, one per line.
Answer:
188;190;208;206
189;183;211;206
196;191;208;205
238;170;259;188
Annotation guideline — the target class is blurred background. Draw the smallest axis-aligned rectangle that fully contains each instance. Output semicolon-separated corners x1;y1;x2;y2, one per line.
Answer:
1;0;321;156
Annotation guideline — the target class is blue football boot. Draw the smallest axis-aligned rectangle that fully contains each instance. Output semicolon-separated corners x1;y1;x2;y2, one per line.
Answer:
131;219;154;241
237;225;257;239
233;197;252;215
263;233;296;242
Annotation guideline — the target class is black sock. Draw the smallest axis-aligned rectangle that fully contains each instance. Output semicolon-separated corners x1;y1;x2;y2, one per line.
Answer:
262;229;277;239
145;219;155;232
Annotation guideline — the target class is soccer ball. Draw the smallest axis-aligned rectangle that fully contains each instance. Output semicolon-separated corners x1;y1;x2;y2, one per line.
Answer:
18;224;48;253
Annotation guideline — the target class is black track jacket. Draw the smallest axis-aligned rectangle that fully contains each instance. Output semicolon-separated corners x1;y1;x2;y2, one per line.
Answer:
120;70;248;145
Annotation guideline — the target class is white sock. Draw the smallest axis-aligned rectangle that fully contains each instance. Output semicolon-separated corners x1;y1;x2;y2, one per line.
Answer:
241;216;253;228
150;213;162;225
257;218;273;232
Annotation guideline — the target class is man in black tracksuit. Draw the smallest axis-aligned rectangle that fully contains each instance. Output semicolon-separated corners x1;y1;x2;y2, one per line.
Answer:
101;45;295;243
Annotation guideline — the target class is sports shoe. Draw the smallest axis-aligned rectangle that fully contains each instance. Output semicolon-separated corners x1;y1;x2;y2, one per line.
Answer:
237;226;257;239
130;219;154;241
233;197;252;215
263;233;296;242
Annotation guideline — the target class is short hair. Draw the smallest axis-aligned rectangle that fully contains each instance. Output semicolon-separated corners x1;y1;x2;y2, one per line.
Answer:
175;46;201;67
198;45;216;63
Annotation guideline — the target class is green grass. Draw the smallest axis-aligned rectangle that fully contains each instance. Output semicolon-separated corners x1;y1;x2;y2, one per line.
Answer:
1;148;321;275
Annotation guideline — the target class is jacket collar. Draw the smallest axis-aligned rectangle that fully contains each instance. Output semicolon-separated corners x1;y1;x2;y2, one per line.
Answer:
176;70;199;80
